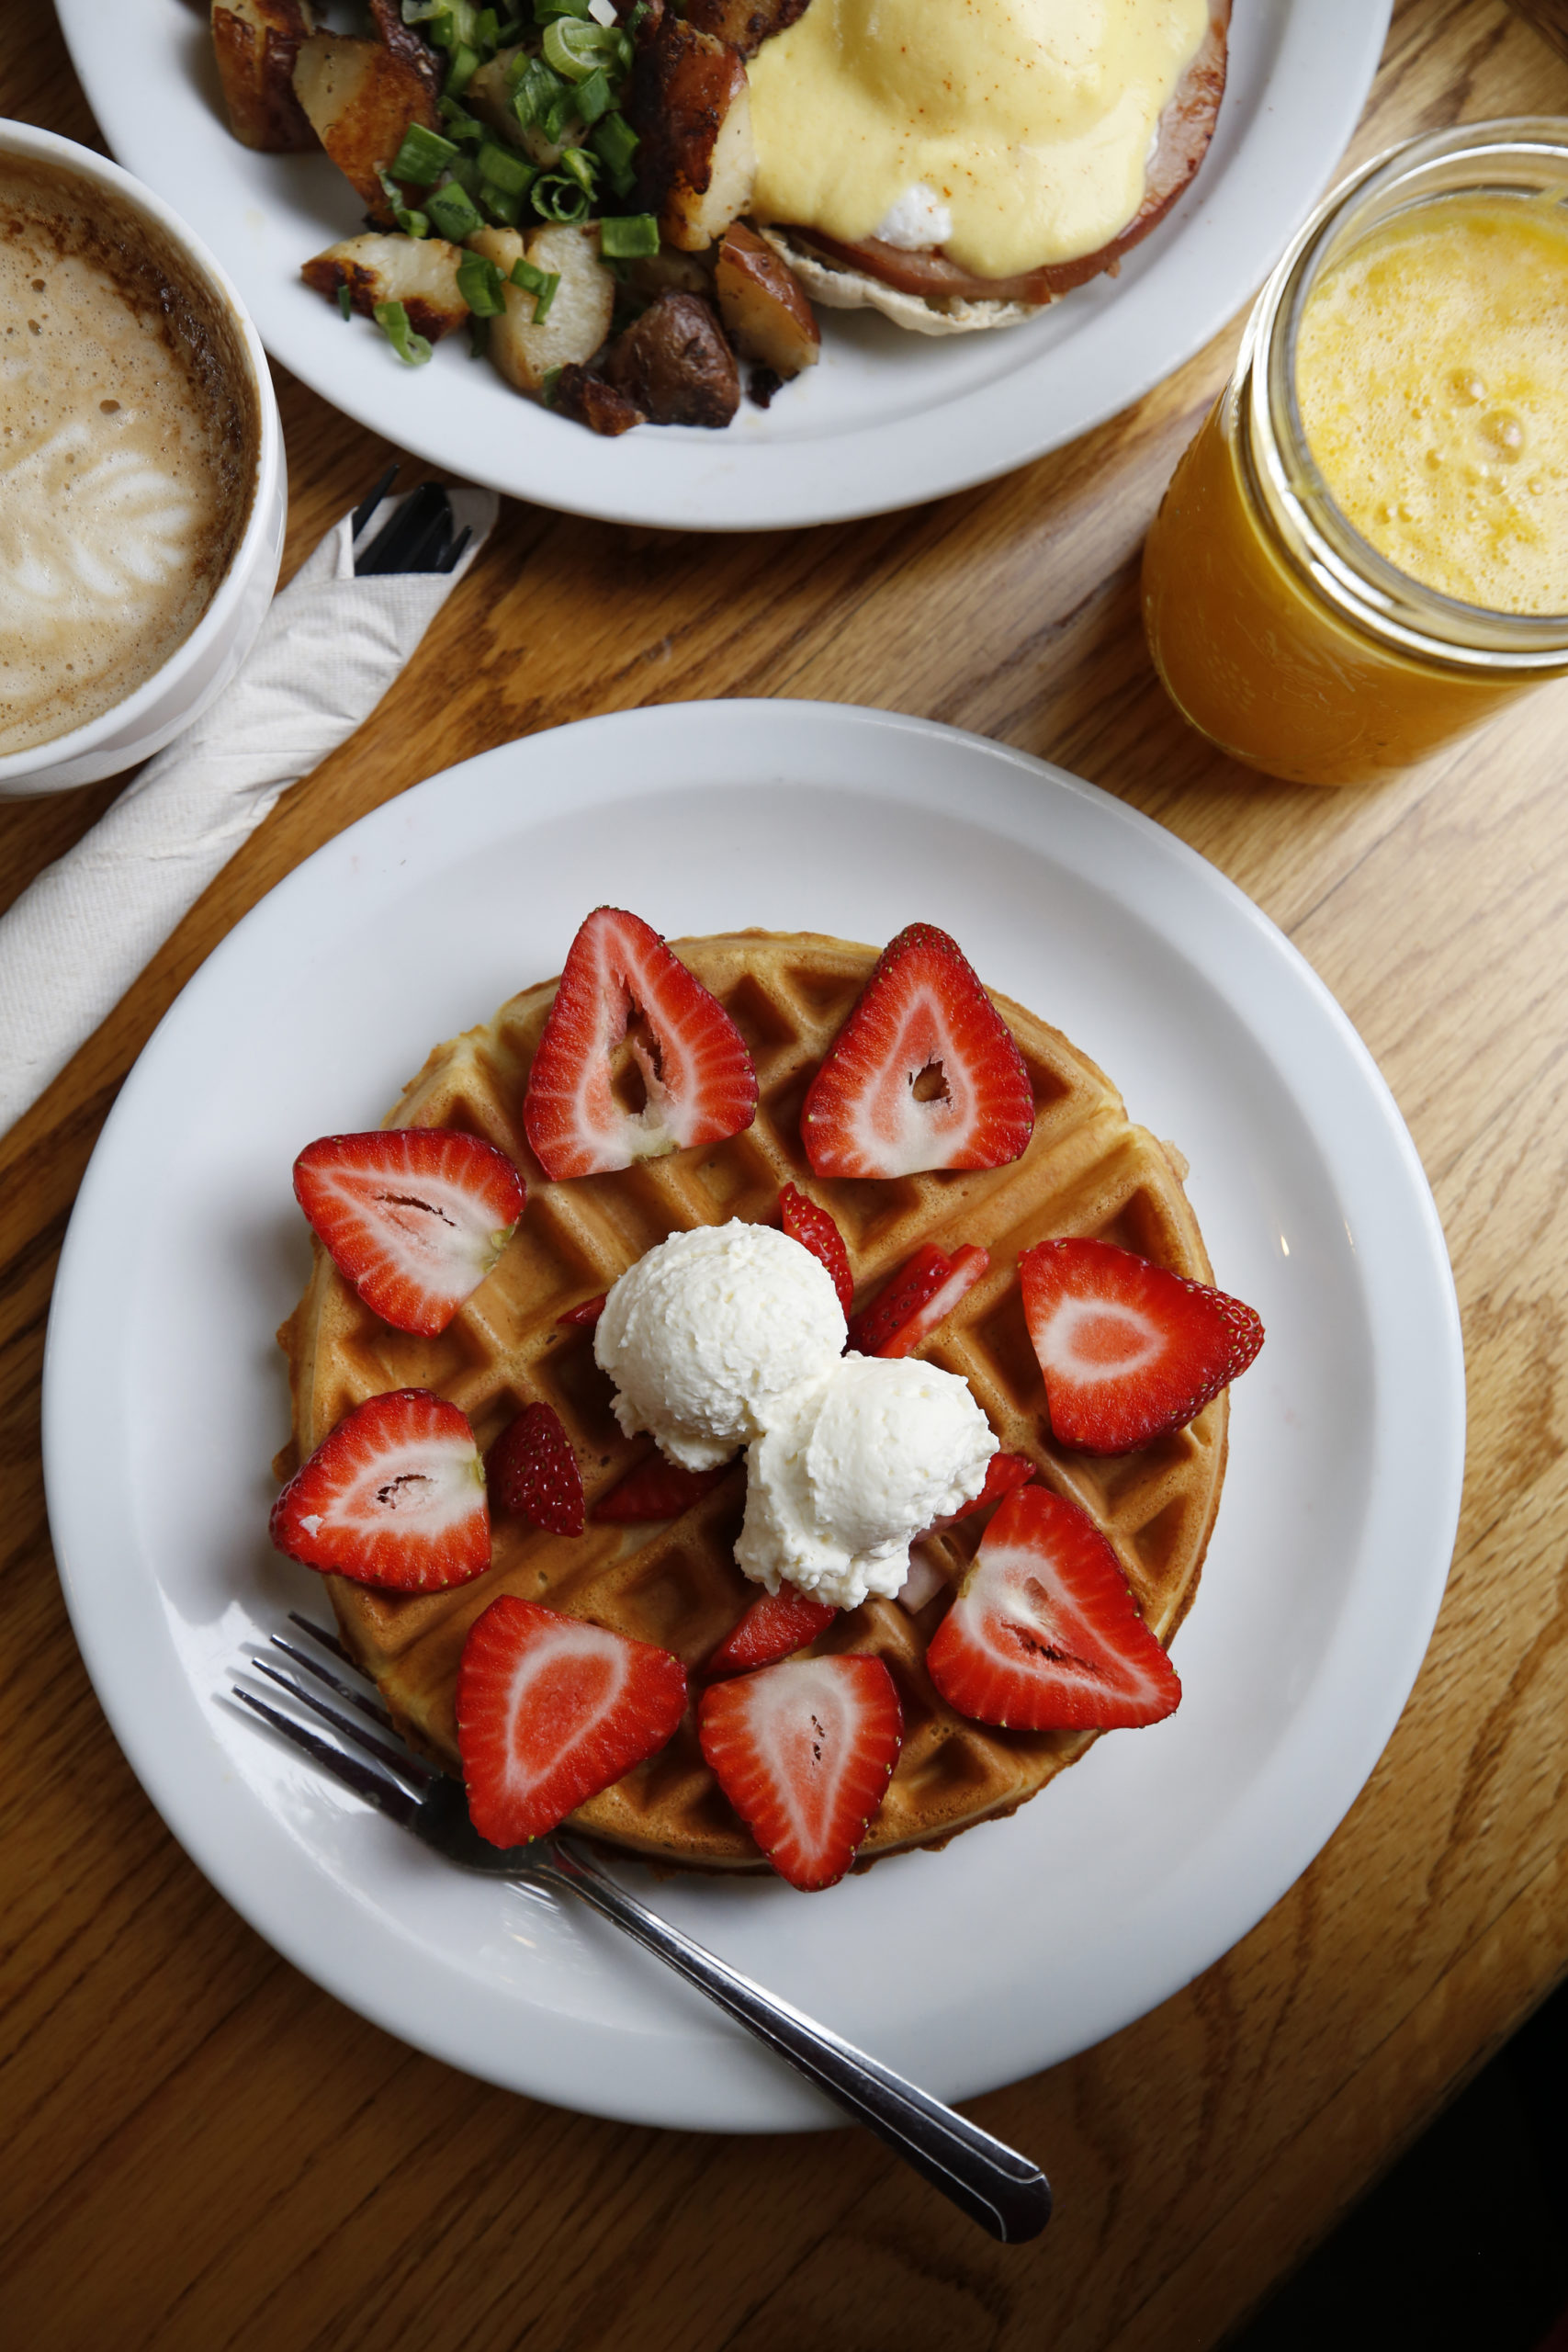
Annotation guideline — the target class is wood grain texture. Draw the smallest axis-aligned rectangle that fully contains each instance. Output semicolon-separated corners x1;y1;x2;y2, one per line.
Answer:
5;4;1568;2346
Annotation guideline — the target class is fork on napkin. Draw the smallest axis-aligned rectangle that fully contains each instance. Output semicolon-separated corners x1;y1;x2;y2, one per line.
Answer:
0;472;499;1138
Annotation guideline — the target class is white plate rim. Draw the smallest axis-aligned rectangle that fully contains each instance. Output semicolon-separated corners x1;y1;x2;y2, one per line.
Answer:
55;2;1392;529
41;700;1464;2131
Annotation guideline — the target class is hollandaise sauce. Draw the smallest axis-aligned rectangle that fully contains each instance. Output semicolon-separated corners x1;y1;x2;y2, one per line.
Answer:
748;0;1210;278
1142;125;1568;787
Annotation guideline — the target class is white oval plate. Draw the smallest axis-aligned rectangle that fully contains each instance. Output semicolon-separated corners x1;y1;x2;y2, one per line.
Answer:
43;702;1462;2131
57;2;1389;528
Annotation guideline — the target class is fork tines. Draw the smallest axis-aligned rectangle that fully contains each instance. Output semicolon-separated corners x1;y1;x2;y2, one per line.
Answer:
233;1618;437;1817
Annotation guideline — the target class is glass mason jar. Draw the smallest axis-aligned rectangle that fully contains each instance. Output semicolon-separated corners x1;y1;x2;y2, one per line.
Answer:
1142;119;1568;788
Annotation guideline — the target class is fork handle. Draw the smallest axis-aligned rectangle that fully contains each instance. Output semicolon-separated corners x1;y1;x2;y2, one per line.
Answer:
530;1842;1051;2245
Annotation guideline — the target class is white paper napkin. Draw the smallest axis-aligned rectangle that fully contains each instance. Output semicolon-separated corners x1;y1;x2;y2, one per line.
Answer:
0;485;498;1138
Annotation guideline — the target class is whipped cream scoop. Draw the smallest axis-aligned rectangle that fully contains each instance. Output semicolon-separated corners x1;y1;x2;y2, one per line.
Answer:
596;1219;997;1608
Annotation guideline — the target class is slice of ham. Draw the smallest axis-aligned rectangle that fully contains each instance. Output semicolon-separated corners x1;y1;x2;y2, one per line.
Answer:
775;0;1230;309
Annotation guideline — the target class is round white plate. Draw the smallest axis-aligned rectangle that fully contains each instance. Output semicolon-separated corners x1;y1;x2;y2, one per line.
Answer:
43;701;1462;2132
57;2;1390;529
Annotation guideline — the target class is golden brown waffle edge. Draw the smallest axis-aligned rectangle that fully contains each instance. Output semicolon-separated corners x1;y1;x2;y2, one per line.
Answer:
276;929;1228;1870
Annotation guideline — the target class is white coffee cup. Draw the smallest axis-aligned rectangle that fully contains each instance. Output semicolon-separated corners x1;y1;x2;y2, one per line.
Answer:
0;121;286;799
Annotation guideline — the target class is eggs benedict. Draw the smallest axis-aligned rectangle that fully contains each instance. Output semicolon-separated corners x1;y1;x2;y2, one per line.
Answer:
747;0;1231;334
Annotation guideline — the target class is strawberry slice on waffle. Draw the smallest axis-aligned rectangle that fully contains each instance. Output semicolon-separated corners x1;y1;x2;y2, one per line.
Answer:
706;1583;840;1678
457;1595;688;1847
698;1654;904;1890
293;1129;525;1338
778;1182;854;1318
488;1401;585;1536
927;1486;1180;1732
848;1239;989;1357
800;923;1035;1180
270;1389;490;1589
1020;1237;1264;1453
592;1455;732;1522
523;907;759;1180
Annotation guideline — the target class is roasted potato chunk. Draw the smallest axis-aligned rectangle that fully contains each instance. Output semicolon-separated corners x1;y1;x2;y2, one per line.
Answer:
210;0;319;153
715;221;818;376
367;0;442;102
554;365;647;438
468;224;615;399
630;12;755;251
301;232;469;341
680;0;809;58
603;291;739;428
292;33;441;223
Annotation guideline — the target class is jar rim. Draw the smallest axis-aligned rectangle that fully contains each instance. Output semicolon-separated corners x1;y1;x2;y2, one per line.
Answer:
1240;117;1568;669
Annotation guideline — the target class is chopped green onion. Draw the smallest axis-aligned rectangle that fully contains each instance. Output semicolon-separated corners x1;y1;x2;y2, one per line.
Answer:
535;0;592;19
542;17;615;78
572;66;613;124
491;14;525;40
598;211;659;259
558;145;598;194
511;255;560;321
377;167;433;236
591;110;638;181
373;300;434;366
457;250;509;316
542;85;579;144
446;153;484;196
476;6;502;44
626;0;649;30
389;122;460;187
541;364;564;405
468;311;491;358
439;96;486;142
532;171;591;223
512;54;568;126
426;180;485;240
480;182;525;225
444;41;480;96
336;283;354;320
477;139;533;193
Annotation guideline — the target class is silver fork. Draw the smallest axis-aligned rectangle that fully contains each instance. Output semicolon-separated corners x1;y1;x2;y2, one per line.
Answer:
235;1620;1052;2245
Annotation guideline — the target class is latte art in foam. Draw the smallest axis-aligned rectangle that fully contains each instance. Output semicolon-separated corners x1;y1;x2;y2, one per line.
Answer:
0;162;257;760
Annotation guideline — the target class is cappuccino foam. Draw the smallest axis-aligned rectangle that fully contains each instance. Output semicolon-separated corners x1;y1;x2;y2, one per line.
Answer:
0;161;258;759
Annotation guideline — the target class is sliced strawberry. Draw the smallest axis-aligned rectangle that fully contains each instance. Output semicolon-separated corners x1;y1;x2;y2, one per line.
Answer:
293;1129;525;1338
931;1449;1035;1528
1020;1237;1264;1453
522;907;759;1181
867;1240;990;1359
488;1401;584;1536
706;1583;840;1678
698;1655;903;1890
778;1182;854;1318
269;1389;489;1589
800;923;1035;1180
847;1242;952;1354
457;1594;687;1847
926;1485;1180;1731
558;1292;607;1327
592;1455;733;1522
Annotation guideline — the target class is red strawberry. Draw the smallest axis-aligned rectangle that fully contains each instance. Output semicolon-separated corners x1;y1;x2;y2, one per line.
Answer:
931;1449;1035;1528
868;1240;989;1358
270;1389;489;1589
293;1129;525;1338
778;1182;853;1318
592;1455;732;1522
706;1583;840;1678
698;1655;903;1890
457;1595;687;1847
488;1401;584;1536
558;1292;607;1327
800;924;1035;1180
523;907;759;1181
847;1242;952;1354
926;1485;1180;1731
1020;1238;1264;1453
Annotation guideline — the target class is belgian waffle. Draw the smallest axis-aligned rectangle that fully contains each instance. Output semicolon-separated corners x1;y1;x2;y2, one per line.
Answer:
276;930;1227;1869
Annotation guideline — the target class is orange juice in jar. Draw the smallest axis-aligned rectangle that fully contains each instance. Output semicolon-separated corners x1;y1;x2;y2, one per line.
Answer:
1143;120;1568;787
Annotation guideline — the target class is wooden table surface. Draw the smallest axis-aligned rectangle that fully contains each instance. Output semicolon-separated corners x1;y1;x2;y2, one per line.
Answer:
6;5;1568;2346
